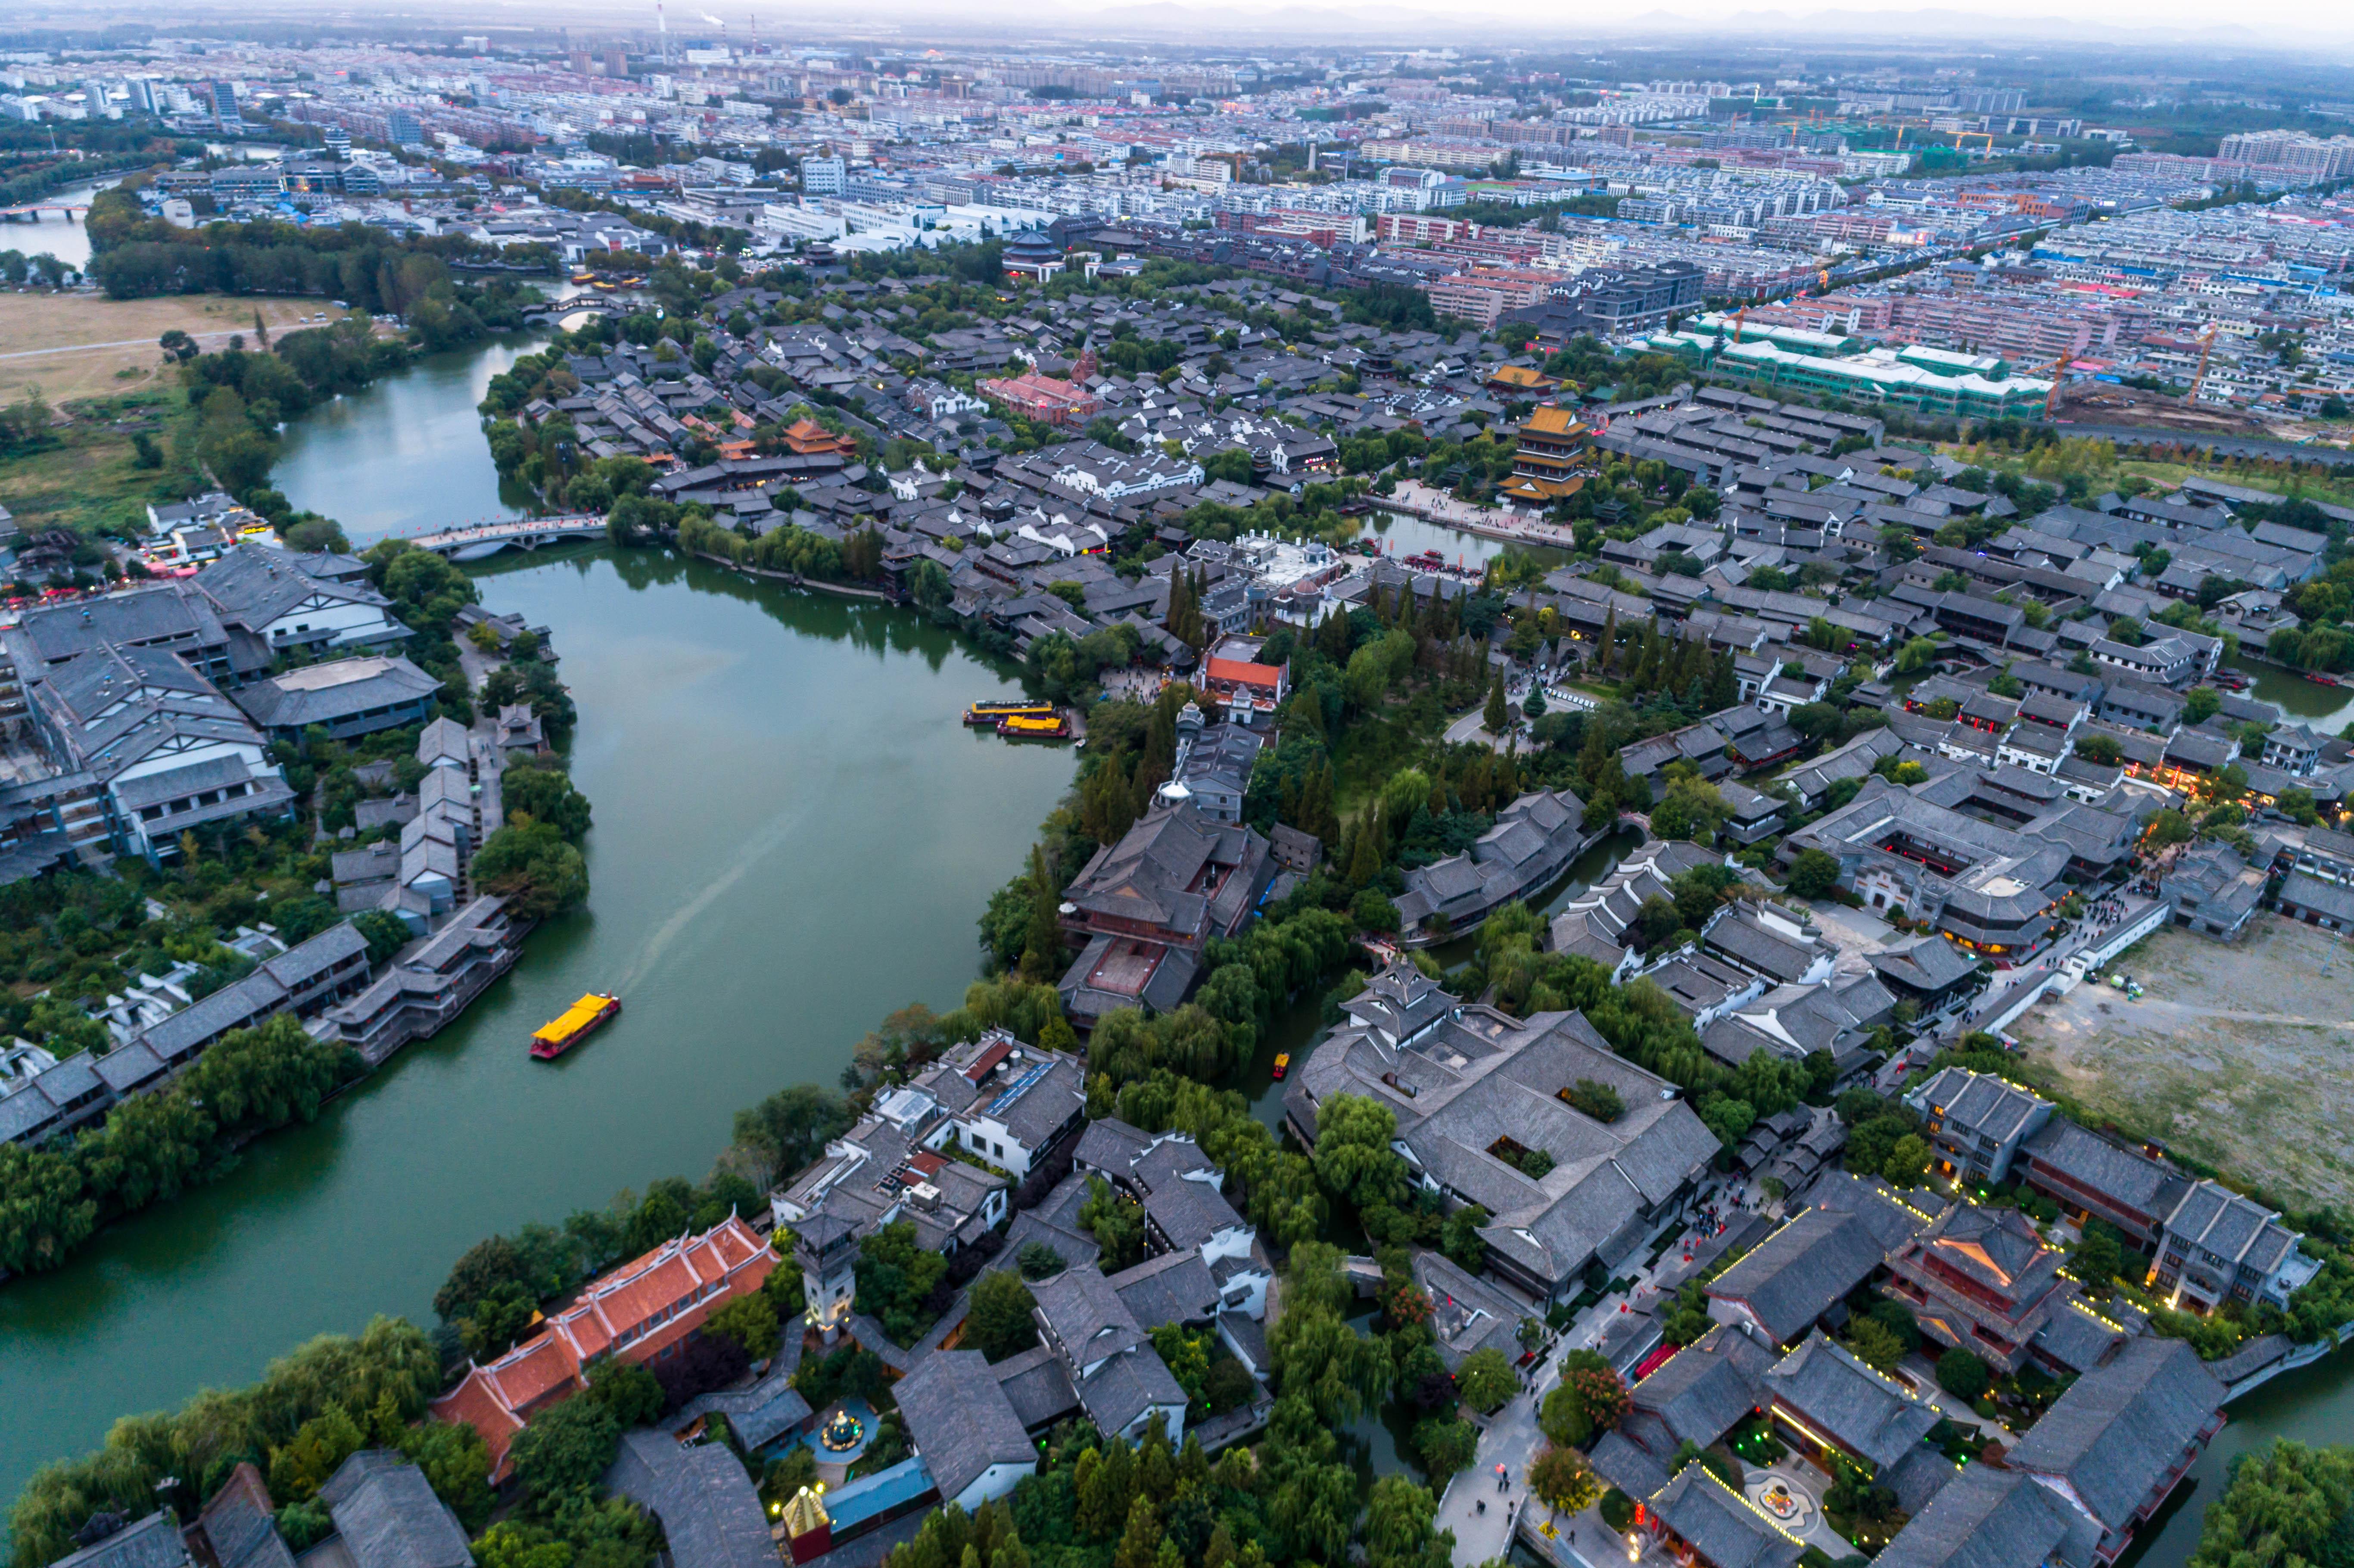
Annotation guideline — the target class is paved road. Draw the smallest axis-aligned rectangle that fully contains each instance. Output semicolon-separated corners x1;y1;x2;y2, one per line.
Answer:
0;324;329;361
1440;1188;1744;1565
2058;422;2352;463
1943;889;2161;1041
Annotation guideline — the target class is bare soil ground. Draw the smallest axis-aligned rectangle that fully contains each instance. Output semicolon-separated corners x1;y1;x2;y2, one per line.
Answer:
2051;382;2276;436
0;292;342;403
2007;916;2354;1210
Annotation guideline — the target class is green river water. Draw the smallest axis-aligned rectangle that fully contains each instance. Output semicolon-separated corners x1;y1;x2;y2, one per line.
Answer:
3;338;2348;1563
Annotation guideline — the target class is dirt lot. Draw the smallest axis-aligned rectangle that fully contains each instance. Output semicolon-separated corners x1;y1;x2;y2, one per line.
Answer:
0;292;344;403
2008;917;2354;1210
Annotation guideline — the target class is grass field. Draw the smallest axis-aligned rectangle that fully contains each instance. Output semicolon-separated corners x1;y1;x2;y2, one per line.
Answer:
2006;917;2354;1210
0;387;203;539
0;292;346;404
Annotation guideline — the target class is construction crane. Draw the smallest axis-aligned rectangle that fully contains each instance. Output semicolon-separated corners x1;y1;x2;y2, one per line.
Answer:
2039;354;2069;420
1731;306;1749;344
2189;324;2222;404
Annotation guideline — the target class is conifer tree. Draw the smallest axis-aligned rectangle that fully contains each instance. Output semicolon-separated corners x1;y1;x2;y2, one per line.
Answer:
1484;675;1509;735
1307;761;1340;846
1346;808;1385;885
1020;847;1063;981
1709;649;1739;710
1114;1499;1160;1568
1598;605;1618;675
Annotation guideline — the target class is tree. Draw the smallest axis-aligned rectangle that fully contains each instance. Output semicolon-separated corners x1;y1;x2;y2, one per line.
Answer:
470;820;589;920
1312;1093;1406;1210
1883;1134;1932;1188
1079;1175;1146;1272
1529;1446;1604;1514
2188;1439;2354;1568
1414;1416;1479;1484
2069;1222;2124;1298
1016;1241;1067;1281
1456;1348;1518;1414
1845;1318;1907;1372
2185;686;2222;724
268;1403;366;1503
704;1293;782;1362
1484;676;1508;735
1894;637;1940;674
507;1396;621;1503
1669;1440;1742;1490
1113;1496;1159;1568
585;1359;665;1428
1364;1475;1451;1568
856;1220;949;1345
2072;732;2123;767
504;766;592;840
1785;848;1844;900
1567;1078;1624;1123
1440;1203;1490;1272
732;1084;852;1186
1936;1348;1991;1401
965;1270;1040;1362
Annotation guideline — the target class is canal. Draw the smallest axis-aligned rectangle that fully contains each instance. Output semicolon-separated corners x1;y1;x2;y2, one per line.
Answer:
0;340;1077;1518
2224;653;2354;737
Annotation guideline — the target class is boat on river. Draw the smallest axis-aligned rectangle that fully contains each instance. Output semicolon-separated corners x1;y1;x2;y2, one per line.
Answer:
531;993;622;1060
997;711;1071;739
965;699;1056;725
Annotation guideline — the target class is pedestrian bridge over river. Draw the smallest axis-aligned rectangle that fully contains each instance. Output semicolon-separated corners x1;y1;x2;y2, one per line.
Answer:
392;516;605;557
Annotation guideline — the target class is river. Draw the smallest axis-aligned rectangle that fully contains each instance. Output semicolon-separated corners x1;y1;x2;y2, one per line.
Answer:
2;180;109;272
270;336;545;542
0;340;1076;1517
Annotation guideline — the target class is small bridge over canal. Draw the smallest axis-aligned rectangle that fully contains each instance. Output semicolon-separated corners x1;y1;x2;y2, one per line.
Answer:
521;296;646;327
0;202;90;222
392;516;606;557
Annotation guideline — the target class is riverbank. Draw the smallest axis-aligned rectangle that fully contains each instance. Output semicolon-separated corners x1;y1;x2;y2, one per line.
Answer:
682;548;891;600
1375;478;1582;550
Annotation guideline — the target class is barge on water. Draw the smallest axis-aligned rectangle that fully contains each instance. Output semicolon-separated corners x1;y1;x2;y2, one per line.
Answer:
965;699;1056;725
531;992;621;1060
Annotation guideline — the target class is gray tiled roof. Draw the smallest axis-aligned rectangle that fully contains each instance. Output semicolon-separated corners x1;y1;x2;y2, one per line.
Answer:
232;656;438;731
1876;1465;2097;1568
1707;1207;1888;1345
1647;1464;1806;1568
601;1432;779;1568
990;1344;1081;1430
198;1467;294;1568
1910;1067;2048;1147
1109;1250;1219;1329
1762;1332;1940;1470
47;1514;187;1568
2020;1120;2184;1228
2008;1337;2223;1532
1629;1322;1774;1449
894;1351;1042;1503
1034;1264;1152;1369
318;1453;471;1568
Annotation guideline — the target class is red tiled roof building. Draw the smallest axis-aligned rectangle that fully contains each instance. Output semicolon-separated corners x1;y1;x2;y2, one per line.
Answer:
978;371;1102;426
430;1214;778;1477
